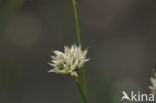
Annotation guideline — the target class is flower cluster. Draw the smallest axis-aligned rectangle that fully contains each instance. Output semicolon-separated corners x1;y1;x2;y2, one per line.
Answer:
149;77;156;95
48;44;89;76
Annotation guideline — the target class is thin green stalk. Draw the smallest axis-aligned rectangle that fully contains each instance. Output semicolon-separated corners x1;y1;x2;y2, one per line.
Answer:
72;0;87;96
81;67;87;95
152;69;156;78
74;76;88;103
72;0;81;46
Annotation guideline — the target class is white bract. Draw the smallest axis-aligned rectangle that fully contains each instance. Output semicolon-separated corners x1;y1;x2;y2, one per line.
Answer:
149;77;156;95
48;44;89;76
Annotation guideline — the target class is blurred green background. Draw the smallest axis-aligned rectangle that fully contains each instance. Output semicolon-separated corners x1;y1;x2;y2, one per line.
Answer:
0;0;156;103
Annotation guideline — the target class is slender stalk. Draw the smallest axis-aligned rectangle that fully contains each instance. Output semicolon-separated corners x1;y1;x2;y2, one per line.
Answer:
152;69;156;78
74;76;88;103
81;67;87;95
72;0;87;96
72;0;81;46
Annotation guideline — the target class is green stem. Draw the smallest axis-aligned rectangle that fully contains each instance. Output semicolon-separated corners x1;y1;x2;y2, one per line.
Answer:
80;67;86;95
72;0;81;46
152;68;156;78
74;76;88;103
72;0;87;96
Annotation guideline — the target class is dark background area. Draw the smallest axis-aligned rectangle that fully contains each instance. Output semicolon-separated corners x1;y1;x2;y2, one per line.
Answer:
0;0;156;103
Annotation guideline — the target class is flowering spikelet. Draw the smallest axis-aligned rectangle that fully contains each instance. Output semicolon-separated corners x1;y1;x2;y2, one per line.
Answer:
48;44;89;76
149;77;156;95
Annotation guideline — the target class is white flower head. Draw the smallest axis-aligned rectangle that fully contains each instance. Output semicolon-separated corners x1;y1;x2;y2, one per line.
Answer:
48;44;89;76
149;77;156;95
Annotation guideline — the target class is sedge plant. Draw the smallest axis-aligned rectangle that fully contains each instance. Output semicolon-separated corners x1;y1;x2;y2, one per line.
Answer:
48;0;89;103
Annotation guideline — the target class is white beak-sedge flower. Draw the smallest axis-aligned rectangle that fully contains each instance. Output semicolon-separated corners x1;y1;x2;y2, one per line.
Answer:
149;77;156;95
48;44;89;76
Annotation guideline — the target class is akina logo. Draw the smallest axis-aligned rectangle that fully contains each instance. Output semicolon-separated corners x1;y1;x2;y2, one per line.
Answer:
121;91;155;102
